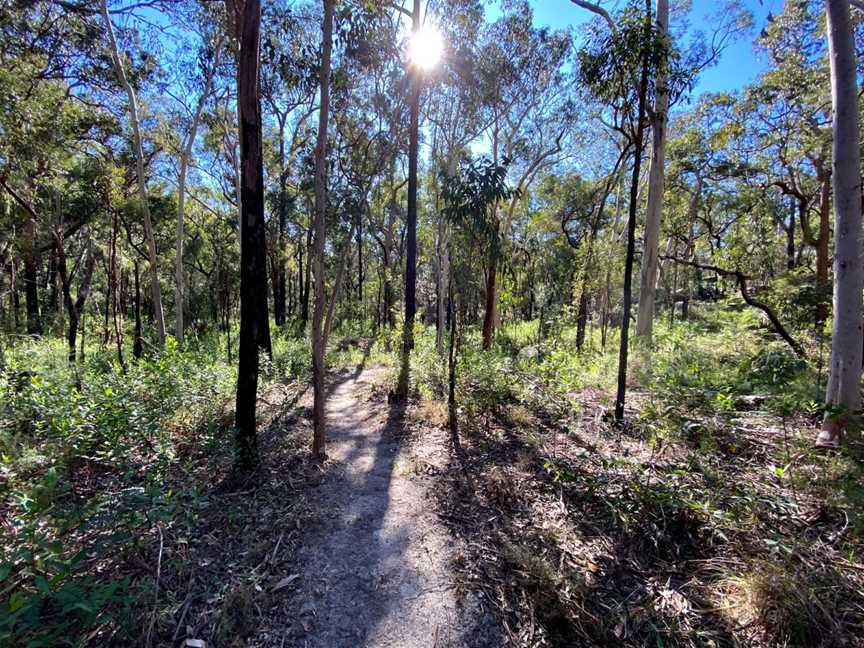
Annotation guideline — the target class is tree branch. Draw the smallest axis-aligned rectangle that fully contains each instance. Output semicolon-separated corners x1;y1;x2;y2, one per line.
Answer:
661;255;805;358
569;0;616;31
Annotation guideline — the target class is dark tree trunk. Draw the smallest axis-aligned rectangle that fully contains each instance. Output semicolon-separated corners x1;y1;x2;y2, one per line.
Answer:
257;237;272;357
786;197;796;271
274;137;288;327
614;0;652;422
357;211;363;307
481;250;498;350
398;0;421;398
110;210;125;370
133;261;143;359
447;269;458;436
815;175;831;326
311;0;334;458
56;235;96;364
576;284;589;352
9;258;21;331
233;0;268;471
23;212;41;336
301;225;312;324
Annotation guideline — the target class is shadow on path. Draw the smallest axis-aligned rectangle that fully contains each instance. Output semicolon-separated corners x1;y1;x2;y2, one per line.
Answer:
284;365;475;647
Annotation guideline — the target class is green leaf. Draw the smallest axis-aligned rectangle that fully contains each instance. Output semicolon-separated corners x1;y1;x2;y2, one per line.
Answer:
9;591;28;612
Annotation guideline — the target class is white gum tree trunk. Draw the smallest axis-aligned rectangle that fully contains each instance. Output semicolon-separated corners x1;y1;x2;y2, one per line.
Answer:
101;0;167;347
818;0;863;446
636;0;669;343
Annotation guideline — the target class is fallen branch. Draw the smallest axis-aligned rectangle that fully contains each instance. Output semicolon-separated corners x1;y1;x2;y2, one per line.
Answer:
661;255;806;358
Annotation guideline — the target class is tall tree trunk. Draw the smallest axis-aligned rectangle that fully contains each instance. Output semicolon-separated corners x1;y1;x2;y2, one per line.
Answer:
357;210;363;306
8;256;20;331
56;234;96;364
257;242;272;356
818;0;863;446
110;210;125;370
176;41;222;345
635;0;669;344
786;197;796;270
302;225;312;324
481;247;498;350
101;0;166;347
447;263;458;436
383;188;397;330
23;210;41;335
436;224;449;354
398;0;422;397
815;173;831;326
274;126;288;327
232;0;268;470
133;261;143;359
614;0;652;422
576;282;589;352
311;0;334;458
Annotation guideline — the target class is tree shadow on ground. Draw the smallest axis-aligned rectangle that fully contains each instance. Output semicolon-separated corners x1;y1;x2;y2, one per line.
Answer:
439;413;753;647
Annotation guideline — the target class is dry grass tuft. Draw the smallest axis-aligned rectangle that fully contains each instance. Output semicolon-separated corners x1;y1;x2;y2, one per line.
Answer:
719;556;864;646
214;583;257;648
411;398;449;428
507;404;536;428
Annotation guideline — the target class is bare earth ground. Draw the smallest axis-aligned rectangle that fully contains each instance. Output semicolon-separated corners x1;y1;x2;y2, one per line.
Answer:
156;362;864;648
157;365;497;648
273;366;499;648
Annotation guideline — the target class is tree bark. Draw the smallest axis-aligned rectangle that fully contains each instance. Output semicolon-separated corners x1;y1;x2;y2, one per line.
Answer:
133;261;143;359
176;40;223;345
101;0;167;347
481;246;499;350
56;233;96;364
819;0;863;446
273;116;288;327
635;0;669;344
311;0;334;458
110;209;125;370
232;0;268;470
398;0;421;397
614;0;652;422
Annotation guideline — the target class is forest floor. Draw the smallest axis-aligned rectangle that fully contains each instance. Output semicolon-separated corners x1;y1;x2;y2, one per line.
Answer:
281;365;497;647
159;354;864;648
6;321;864;647
164;364;500;648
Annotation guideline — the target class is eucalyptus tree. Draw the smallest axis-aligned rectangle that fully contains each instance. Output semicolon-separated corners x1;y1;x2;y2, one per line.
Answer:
475;2;575;349
331;8;402;323
736;1;834;326
578;0;659;421
635;0;751;343
387;0;422;400
0;1;93;337
634;0;669;343
261;2;319;327
100;0;168;347
310;0;335;458
230;0;269;470
425;0;486;352
818;0;862;446
165;11;225;345
441;156;516;431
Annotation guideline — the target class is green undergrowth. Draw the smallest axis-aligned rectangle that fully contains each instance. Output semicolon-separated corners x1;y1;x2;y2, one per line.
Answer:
0;324;327;647
411;301;863;646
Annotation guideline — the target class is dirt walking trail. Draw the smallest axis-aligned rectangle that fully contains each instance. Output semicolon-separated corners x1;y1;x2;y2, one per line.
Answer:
285;366;499;647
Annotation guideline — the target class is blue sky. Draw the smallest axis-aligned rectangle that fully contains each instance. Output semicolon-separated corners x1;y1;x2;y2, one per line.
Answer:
487;0;782;96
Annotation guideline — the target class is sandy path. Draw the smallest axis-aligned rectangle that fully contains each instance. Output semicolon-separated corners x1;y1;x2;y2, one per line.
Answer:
284;367;498;648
